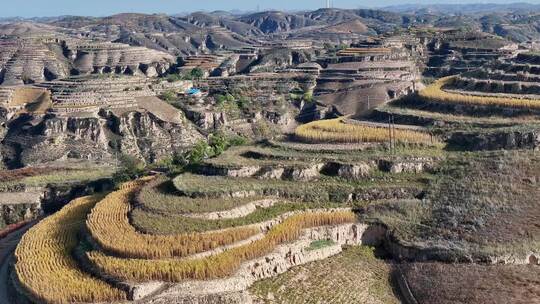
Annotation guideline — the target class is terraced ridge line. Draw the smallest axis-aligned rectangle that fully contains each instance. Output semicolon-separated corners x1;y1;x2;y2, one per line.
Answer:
13;195;127;304
172;173;425;202
420;76;540;110
342;118;428;131
86;179;260;259
373;104;536;127
135;176;270;215
295;118;436;145
183;199;280;220
85;210;357;283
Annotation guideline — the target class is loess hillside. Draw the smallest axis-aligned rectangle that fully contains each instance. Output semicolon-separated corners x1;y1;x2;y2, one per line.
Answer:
1;5;540;304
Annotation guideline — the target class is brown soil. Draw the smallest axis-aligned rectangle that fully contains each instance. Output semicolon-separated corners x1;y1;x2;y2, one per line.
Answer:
400;262;540;304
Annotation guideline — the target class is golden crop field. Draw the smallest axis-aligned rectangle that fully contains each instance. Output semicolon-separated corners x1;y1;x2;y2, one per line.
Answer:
86;180;259;259
86;211;357;282
14;195;126;304
419;76;540;110
295;118;433;144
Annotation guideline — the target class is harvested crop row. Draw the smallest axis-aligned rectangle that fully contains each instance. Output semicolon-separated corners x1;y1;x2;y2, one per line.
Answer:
295;118;434;144
420;76;540;110
86;211;357;282
14;195;126;304
86;180;259;259
131;201;341;235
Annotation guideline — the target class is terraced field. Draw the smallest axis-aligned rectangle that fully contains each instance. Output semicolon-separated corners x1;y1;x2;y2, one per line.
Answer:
420;76;540;110
295;118;437;145
9;49;540;303
14;195;126;303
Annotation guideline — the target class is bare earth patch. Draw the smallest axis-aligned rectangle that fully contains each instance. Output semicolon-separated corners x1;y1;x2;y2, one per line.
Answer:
401;262;540;304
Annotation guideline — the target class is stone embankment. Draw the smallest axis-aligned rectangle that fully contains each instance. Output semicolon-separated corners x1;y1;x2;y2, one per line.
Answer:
0;178;114;230
132;222;375;302
200;157;436;181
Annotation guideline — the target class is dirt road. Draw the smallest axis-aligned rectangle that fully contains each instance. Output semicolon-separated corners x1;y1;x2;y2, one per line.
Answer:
0;223;35;304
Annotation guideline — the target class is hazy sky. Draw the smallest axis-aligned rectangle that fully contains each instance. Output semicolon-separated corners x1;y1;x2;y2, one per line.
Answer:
2;0;540;18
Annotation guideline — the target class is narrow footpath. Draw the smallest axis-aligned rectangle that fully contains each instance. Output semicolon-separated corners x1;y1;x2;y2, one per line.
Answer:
0;223;35;304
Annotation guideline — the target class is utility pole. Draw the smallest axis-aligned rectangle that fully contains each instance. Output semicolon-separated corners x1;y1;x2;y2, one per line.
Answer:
391;115;396;155
388;115;396;154
388;117;393;153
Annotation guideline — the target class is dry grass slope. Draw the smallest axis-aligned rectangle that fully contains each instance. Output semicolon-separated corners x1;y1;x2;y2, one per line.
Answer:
14;195;126;304
250;246;399;304
86;211;357;282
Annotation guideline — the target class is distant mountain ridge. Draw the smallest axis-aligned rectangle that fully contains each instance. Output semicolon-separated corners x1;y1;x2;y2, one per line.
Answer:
382;2;540;14
3;6;540;55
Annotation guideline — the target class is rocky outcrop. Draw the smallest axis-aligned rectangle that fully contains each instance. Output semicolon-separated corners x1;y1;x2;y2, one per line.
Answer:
0;192;42;228
202;156;435;182
282;164;323;181
64;40;174;77
448;129;540;151
182;108;228;130
2;108;203;166
0;178;113;229
113;110;202;162
378;157;436;174
0;107;7;169
323;162;374;179
249;49;315;73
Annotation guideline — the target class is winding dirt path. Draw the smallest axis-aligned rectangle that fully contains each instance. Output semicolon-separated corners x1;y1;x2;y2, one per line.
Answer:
0;222;36;304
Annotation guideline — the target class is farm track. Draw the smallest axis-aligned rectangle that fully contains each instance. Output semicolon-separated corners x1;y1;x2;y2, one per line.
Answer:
343;118;428;131
0;222;36;304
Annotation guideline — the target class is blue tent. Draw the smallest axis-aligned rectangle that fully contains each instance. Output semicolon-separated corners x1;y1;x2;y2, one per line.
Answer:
186;88;201;95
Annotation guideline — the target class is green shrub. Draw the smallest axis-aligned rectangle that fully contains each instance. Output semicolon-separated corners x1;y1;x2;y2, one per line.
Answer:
112;155;145;185
190;68;204;80
306;239;336;251
187;140;214;165
160;90;177;102
303;92;313;102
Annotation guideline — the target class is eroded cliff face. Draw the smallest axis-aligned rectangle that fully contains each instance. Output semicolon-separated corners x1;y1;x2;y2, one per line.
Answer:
111;110;203;162
248;49;315;73
1;109;203;167
0;108;7;168
0;36;175;86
